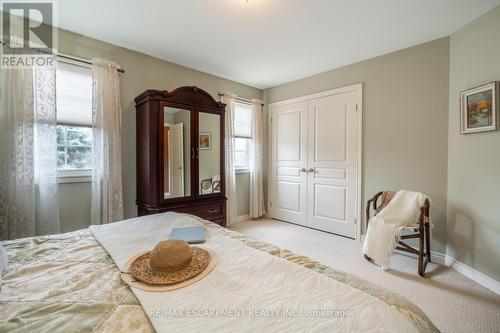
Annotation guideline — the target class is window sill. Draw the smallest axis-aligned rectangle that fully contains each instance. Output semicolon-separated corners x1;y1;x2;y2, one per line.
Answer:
235;169;250;174
58;169;92;184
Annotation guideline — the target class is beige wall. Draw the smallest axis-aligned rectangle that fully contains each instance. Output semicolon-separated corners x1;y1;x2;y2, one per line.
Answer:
54;27;261;229
59;182;91;232
447;5;500;281
265;38;450;253
236;172;251;216
5;7;500;282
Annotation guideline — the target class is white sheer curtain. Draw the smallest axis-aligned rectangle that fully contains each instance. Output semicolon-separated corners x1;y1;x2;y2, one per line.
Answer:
221;92;238;225
0;45;59;240
249;99;265;218
91;59;124;225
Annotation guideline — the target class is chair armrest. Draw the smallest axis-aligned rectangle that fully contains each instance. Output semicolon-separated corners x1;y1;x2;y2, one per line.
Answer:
366;191;384;226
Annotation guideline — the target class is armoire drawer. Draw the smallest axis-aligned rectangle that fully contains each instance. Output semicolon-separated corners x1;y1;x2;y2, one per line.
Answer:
192;203;225;220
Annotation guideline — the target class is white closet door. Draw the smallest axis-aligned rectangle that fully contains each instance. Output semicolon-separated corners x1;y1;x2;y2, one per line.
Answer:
270;101;308;225
170;123;184;198
306;91;359;238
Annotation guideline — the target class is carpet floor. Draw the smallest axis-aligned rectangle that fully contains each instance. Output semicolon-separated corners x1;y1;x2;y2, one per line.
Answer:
230;218;500;333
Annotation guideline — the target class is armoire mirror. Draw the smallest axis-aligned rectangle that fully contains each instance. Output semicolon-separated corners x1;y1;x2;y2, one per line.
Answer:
198;112;221;195
163;106;191;199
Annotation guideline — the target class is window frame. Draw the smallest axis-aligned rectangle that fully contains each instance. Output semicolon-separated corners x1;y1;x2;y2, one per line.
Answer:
56;124;93;183
57;168;92;183
55;59;93;184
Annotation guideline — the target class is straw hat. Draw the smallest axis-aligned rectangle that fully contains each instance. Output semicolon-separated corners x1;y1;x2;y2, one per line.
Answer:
127;240;213;287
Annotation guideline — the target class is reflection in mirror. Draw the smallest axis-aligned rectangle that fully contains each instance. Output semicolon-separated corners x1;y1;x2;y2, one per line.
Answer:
163;107;191;199
199;112;221;195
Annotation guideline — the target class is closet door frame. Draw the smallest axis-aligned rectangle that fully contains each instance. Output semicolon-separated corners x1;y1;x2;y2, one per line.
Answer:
267;83;363;241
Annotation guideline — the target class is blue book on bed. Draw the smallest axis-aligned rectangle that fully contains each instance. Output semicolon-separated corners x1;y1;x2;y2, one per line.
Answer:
170;226;206;244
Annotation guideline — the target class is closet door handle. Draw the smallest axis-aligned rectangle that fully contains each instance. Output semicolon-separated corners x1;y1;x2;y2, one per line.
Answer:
191;148;195;158
300;168;306;173
308;168;315;173
196;148;199;158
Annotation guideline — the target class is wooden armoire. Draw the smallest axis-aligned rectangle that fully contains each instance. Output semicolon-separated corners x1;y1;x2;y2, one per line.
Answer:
135;86;227;227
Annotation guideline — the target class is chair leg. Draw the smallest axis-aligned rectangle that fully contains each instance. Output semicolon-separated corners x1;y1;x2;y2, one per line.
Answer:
418;229;425;277
425;223;431;263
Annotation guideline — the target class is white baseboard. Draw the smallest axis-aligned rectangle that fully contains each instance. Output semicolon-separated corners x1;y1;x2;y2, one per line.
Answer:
258;228;500;294
444;256;500;295
230;214;250;225
394;248;499;294
361;232;500;294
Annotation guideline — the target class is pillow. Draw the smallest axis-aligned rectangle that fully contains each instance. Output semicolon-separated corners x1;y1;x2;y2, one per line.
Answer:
0;243;7;275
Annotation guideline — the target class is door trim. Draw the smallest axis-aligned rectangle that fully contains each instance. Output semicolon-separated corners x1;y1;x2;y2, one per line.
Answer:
267;83;363;241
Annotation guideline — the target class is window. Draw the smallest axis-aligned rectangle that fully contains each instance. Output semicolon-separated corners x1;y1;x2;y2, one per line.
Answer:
233;102;252;171
56;60;93;182
57;126;92;169
233;137;250;170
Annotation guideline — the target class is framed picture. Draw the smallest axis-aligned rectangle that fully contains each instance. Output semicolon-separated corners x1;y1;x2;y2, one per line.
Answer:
460;82;498;134
199;132;211;150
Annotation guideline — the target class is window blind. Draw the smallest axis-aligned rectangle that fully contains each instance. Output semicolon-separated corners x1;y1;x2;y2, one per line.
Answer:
233;102;252;138
56;61;92;126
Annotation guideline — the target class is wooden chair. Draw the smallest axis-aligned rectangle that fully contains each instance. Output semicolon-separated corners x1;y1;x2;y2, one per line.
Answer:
365;191;431;276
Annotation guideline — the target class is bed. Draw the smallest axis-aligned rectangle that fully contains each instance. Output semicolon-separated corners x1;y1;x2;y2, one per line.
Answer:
0;212;438;333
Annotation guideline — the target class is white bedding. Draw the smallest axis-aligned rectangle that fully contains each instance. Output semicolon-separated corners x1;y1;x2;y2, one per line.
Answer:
90;212;420;333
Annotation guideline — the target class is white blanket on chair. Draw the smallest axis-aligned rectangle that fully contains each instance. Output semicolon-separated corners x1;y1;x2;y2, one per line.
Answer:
363;190;428;267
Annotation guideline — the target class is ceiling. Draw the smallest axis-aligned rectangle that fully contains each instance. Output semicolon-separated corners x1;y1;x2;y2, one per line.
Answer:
56;0;500;89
